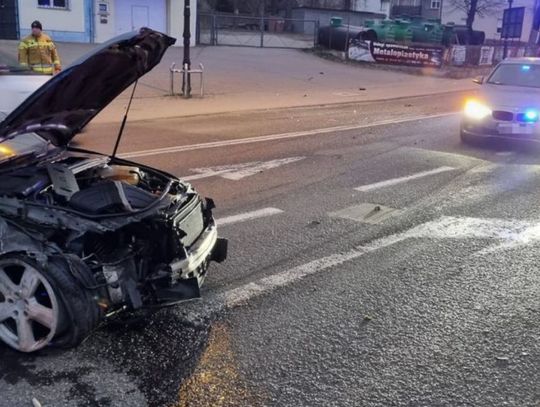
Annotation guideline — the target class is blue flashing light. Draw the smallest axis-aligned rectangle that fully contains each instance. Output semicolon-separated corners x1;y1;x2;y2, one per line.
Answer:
522;65;531;71
524;109;539;122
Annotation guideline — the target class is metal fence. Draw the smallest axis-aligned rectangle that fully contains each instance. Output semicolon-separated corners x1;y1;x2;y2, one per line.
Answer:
445;43;540;67
197;13;319;49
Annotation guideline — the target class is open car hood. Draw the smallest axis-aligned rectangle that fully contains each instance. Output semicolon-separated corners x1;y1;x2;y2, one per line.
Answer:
0;28;175;146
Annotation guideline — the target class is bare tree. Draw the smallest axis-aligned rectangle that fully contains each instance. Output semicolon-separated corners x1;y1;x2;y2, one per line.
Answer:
239;0;263;15
270;0;279;14
198;0;218;12
449;0;507;43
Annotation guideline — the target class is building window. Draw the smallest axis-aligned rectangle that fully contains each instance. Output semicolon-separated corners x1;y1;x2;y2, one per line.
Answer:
37;0;69;9
430;0;441;9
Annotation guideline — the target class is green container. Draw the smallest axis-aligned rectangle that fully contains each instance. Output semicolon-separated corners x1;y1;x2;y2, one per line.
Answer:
361;17;453;45
393;20;413;42
330;17;343;27
411;22;443;43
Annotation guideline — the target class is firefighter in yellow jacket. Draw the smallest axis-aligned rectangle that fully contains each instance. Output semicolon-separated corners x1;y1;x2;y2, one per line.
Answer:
18;21;61;75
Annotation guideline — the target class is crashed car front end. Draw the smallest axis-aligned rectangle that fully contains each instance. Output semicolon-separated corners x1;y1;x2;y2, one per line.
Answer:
0;28;227;353
0;151;227;352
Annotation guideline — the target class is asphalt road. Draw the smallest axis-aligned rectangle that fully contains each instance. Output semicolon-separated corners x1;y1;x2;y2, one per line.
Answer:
3;93;540;407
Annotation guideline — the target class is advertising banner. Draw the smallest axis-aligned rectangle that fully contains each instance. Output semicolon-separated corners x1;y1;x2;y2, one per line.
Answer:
348;39;444;68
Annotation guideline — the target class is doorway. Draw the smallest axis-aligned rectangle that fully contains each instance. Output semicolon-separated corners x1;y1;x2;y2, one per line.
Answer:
0;0;18;40
115;0;166;35
131;5;149;30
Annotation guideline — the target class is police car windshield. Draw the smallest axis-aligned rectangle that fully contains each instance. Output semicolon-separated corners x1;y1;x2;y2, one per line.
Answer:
487;63;540;88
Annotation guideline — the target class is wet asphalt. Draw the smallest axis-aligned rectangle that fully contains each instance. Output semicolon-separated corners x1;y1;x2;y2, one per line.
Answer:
3;94;540;406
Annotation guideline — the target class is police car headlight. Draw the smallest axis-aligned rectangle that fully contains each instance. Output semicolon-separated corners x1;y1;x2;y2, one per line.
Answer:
464;100;492;120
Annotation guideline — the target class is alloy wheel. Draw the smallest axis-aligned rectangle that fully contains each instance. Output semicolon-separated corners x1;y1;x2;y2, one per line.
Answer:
0;258;60;352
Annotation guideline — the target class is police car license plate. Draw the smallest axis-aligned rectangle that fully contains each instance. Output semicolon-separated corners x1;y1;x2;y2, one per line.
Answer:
498;123;535;135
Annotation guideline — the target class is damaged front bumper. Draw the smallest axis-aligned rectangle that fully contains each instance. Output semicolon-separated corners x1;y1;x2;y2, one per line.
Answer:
172;224;228;280
154;222;228;304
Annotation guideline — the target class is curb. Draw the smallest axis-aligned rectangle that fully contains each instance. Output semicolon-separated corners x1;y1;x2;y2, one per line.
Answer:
96;89;473;125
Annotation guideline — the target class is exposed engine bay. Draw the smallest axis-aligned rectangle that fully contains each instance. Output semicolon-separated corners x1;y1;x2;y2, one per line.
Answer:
0;152;226;316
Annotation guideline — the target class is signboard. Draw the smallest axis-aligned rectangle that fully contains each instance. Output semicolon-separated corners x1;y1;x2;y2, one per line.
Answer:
479;46;494;65
502;7;525;39
348;39;444;68
98;2;109;23
451;45;466;65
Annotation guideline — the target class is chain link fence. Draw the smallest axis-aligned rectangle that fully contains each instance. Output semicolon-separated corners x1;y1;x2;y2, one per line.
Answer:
197;13;319;49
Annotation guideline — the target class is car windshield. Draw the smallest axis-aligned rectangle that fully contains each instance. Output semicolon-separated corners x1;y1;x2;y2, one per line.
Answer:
487;63;540;88
0;49;31;74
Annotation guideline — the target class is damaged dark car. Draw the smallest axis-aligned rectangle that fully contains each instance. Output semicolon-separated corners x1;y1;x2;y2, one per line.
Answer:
0;29;227;353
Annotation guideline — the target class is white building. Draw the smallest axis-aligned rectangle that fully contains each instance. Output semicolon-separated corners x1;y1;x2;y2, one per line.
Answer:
1;0;196;45
441;0;538;43
351;0;392;17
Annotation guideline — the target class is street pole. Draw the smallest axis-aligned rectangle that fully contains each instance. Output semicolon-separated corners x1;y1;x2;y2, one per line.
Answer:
182;0;192;98
260;0;265;48
503;0;513;59
345;10;351;54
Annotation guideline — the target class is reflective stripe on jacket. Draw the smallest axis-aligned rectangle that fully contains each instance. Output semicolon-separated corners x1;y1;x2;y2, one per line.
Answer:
18;33;61;75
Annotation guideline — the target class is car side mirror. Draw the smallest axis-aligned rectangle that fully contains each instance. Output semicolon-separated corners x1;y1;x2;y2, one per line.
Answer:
473;76;484;85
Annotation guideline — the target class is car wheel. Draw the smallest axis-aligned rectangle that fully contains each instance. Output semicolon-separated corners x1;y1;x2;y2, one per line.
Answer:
0;256;64;352
0;255;100;352
460;128;468;142
460;129;476;145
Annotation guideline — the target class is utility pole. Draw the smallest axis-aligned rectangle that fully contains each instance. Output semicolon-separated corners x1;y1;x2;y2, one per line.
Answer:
259;0;265;48
182;0;192;98
530;0;540;45
503;0;513;59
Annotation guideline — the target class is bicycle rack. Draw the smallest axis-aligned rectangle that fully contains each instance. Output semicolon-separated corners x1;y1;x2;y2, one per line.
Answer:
170;62;205;98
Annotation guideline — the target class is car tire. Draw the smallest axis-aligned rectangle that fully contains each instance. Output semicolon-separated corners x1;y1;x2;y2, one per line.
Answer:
460;129;475;145
0;254;100;352
45;256;102;349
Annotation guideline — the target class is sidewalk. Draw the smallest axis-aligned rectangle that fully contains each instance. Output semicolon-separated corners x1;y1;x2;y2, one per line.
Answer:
0;40;475;124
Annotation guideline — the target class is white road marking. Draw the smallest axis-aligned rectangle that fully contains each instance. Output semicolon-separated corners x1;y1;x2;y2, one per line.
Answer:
469;163;497;174
183;157;305;181
364;215;531;248
216;208;284;226
221;248;368;308
476;222;540;254
355;166;456;192
188;215;539;319
118;113;456;159
495;151;514;157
